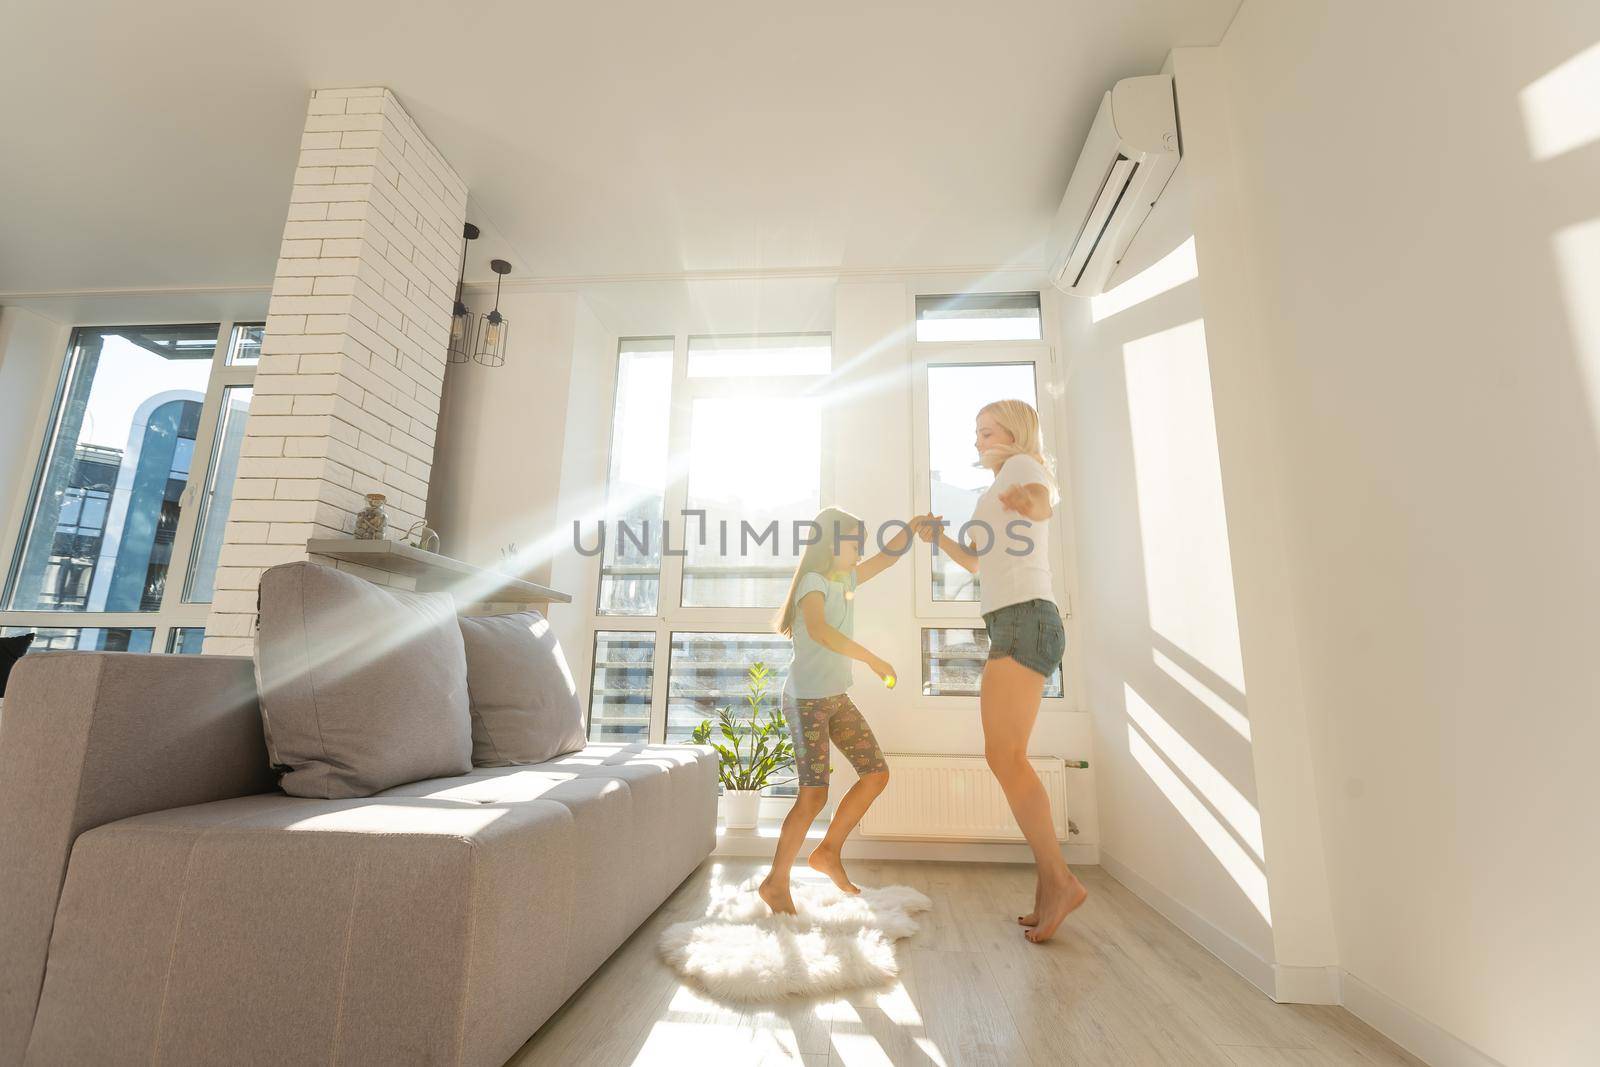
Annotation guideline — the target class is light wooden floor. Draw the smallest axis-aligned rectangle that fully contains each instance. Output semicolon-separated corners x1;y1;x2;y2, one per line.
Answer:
508;858;1427;1066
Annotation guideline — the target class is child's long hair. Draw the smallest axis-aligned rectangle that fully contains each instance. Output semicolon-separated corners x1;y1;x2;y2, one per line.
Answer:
774;506;865;637
978;398;1060;504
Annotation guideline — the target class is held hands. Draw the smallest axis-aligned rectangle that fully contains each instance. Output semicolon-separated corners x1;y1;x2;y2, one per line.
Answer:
909;513;944;543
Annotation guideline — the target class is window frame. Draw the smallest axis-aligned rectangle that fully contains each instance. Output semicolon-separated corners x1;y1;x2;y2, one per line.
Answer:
906;295;1078;708
582;333;835;808
0;320;259;654
913;291;1044;344
643;332;836;634
909;341;1067;620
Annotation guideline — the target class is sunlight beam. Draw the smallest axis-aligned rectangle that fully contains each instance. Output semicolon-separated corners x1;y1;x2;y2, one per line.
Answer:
1124;318;1247;693
1520;40;1600;160
1153;647;1252;741
1554;217;1600;450
1125;684;1262;859
1128;721;1272;923
1091;236;1198;322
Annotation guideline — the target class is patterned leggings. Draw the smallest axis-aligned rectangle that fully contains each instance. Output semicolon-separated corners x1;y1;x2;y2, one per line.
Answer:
781;692;889;789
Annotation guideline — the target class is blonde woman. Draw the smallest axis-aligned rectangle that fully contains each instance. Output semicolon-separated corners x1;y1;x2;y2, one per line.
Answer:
758;507;914;915
915;399;1087;943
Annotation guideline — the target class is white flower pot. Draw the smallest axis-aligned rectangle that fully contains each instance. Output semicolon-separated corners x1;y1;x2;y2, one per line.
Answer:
723;789;762;829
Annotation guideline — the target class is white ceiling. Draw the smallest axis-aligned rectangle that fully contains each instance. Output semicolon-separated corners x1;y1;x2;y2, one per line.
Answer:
0;1;1239;298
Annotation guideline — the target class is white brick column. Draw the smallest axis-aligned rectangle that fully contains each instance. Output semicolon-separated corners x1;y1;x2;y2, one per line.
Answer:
204;87;468;654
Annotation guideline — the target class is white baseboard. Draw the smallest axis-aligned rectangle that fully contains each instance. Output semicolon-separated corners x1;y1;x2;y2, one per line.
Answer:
1341;972;1508;1067
1099;850;1279;999
1272;963;1341;1005
1100;852;1510;1065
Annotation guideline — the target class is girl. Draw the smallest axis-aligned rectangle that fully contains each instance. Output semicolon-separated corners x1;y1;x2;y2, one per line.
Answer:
915;399;1088;943
758;507;912;915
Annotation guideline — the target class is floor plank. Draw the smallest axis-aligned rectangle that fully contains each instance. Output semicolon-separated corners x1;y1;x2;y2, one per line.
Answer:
507;858;1424;1067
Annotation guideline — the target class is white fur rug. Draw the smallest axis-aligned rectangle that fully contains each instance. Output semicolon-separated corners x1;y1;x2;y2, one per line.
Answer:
659;879;932;1002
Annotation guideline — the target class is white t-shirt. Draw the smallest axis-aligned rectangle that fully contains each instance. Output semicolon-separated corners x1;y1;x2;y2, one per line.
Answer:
968;453;1057;616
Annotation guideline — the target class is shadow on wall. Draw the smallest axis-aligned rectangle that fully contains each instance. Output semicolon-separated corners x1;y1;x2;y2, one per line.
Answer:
1065;177;1275;951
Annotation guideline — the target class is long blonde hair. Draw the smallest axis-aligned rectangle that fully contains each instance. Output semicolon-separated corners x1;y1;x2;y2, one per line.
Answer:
978;399;1059;503
775;506;864;637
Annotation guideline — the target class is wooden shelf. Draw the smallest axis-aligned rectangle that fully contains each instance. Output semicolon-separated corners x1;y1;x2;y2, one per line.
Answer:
306;539;571;605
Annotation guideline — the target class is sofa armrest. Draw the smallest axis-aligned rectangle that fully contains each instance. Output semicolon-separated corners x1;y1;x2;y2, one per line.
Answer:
0;651;275;1066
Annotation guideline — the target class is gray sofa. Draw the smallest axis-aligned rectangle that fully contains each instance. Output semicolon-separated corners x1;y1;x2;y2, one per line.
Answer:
0;651;717;1067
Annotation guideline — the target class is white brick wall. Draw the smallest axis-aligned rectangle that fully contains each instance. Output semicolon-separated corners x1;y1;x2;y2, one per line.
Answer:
203;87;468;655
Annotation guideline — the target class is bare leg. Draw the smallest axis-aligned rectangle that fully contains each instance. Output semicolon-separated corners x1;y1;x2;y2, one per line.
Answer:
810;770;889;893
760;786;828;915
982;656;1088;943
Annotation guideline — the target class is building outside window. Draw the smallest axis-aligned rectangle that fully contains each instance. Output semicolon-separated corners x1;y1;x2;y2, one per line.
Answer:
0;322;260;653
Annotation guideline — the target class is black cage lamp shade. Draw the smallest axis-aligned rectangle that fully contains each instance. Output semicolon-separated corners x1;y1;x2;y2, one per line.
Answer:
447;222;480;364
474;259;512;367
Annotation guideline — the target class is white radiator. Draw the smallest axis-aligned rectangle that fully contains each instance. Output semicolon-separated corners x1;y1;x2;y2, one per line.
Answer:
856;754;1069;842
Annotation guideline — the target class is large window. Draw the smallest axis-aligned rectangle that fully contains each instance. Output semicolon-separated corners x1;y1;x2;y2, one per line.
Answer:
183;385;252;603
598;339;672;616
1;323;259;653
921;626;1063;697
666;631;790;743
585;333;833;792
588;630;657;741
687;333;831;377
1;625;155;653
681;396;821;608
915;292;1042;343
909;307;1070;701
924;360;1041;603
579;308;1071;810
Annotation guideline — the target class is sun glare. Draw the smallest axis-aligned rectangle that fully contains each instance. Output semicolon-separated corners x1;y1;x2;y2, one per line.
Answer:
1520;40;1600;160
1125;684;1262;859
1128;722;1272;923
1091;236;1199;322
1554;218;1600;447
1153;647;1251;741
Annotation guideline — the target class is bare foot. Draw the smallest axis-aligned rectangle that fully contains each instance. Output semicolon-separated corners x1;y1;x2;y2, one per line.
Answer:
807;844;861;894
1018;878;1042;927
1024;874;1088;944
758;878;797;916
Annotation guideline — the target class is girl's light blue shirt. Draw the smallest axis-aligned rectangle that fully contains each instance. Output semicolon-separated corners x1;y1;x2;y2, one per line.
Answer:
783;569;856;699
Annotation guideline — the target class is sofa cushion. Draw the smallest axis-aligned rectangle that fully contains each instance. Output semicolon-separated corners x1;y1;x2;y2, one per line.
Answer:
382;742;719;928
28;792;577;1067
457;611;585;766
255;562;472;798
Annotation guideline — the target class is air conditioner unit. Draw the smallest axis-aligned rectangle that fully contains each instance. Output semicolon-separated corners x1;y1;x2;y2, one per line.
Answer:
1048;74;1180;297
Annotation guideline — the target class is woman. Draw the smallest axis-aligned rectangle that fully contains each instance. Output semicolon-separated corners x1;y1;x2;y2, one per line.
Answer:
759;506;910;915
916;399;1088;943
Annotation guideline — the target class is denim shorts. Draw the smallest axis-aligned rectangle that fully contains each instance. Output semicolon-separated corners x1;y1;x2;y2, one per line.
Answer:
983;598;1066;678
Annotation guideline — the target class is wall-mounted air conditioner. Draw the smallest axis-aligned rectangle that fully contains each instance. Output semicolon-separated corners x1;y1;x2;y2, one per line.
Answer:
1048;74;1180;297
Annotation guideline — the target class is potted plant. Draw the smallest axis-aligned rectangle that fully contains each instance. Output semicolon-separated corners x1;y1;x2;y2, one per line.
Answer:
691;661;794;830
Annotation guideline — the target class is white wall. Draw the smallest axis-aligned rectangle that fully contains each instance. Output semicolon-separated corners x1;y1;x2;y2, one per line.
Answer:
430;290;584;584
1057;157;1334;983
1212;4;1599;1062
1066;1;1599;1060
